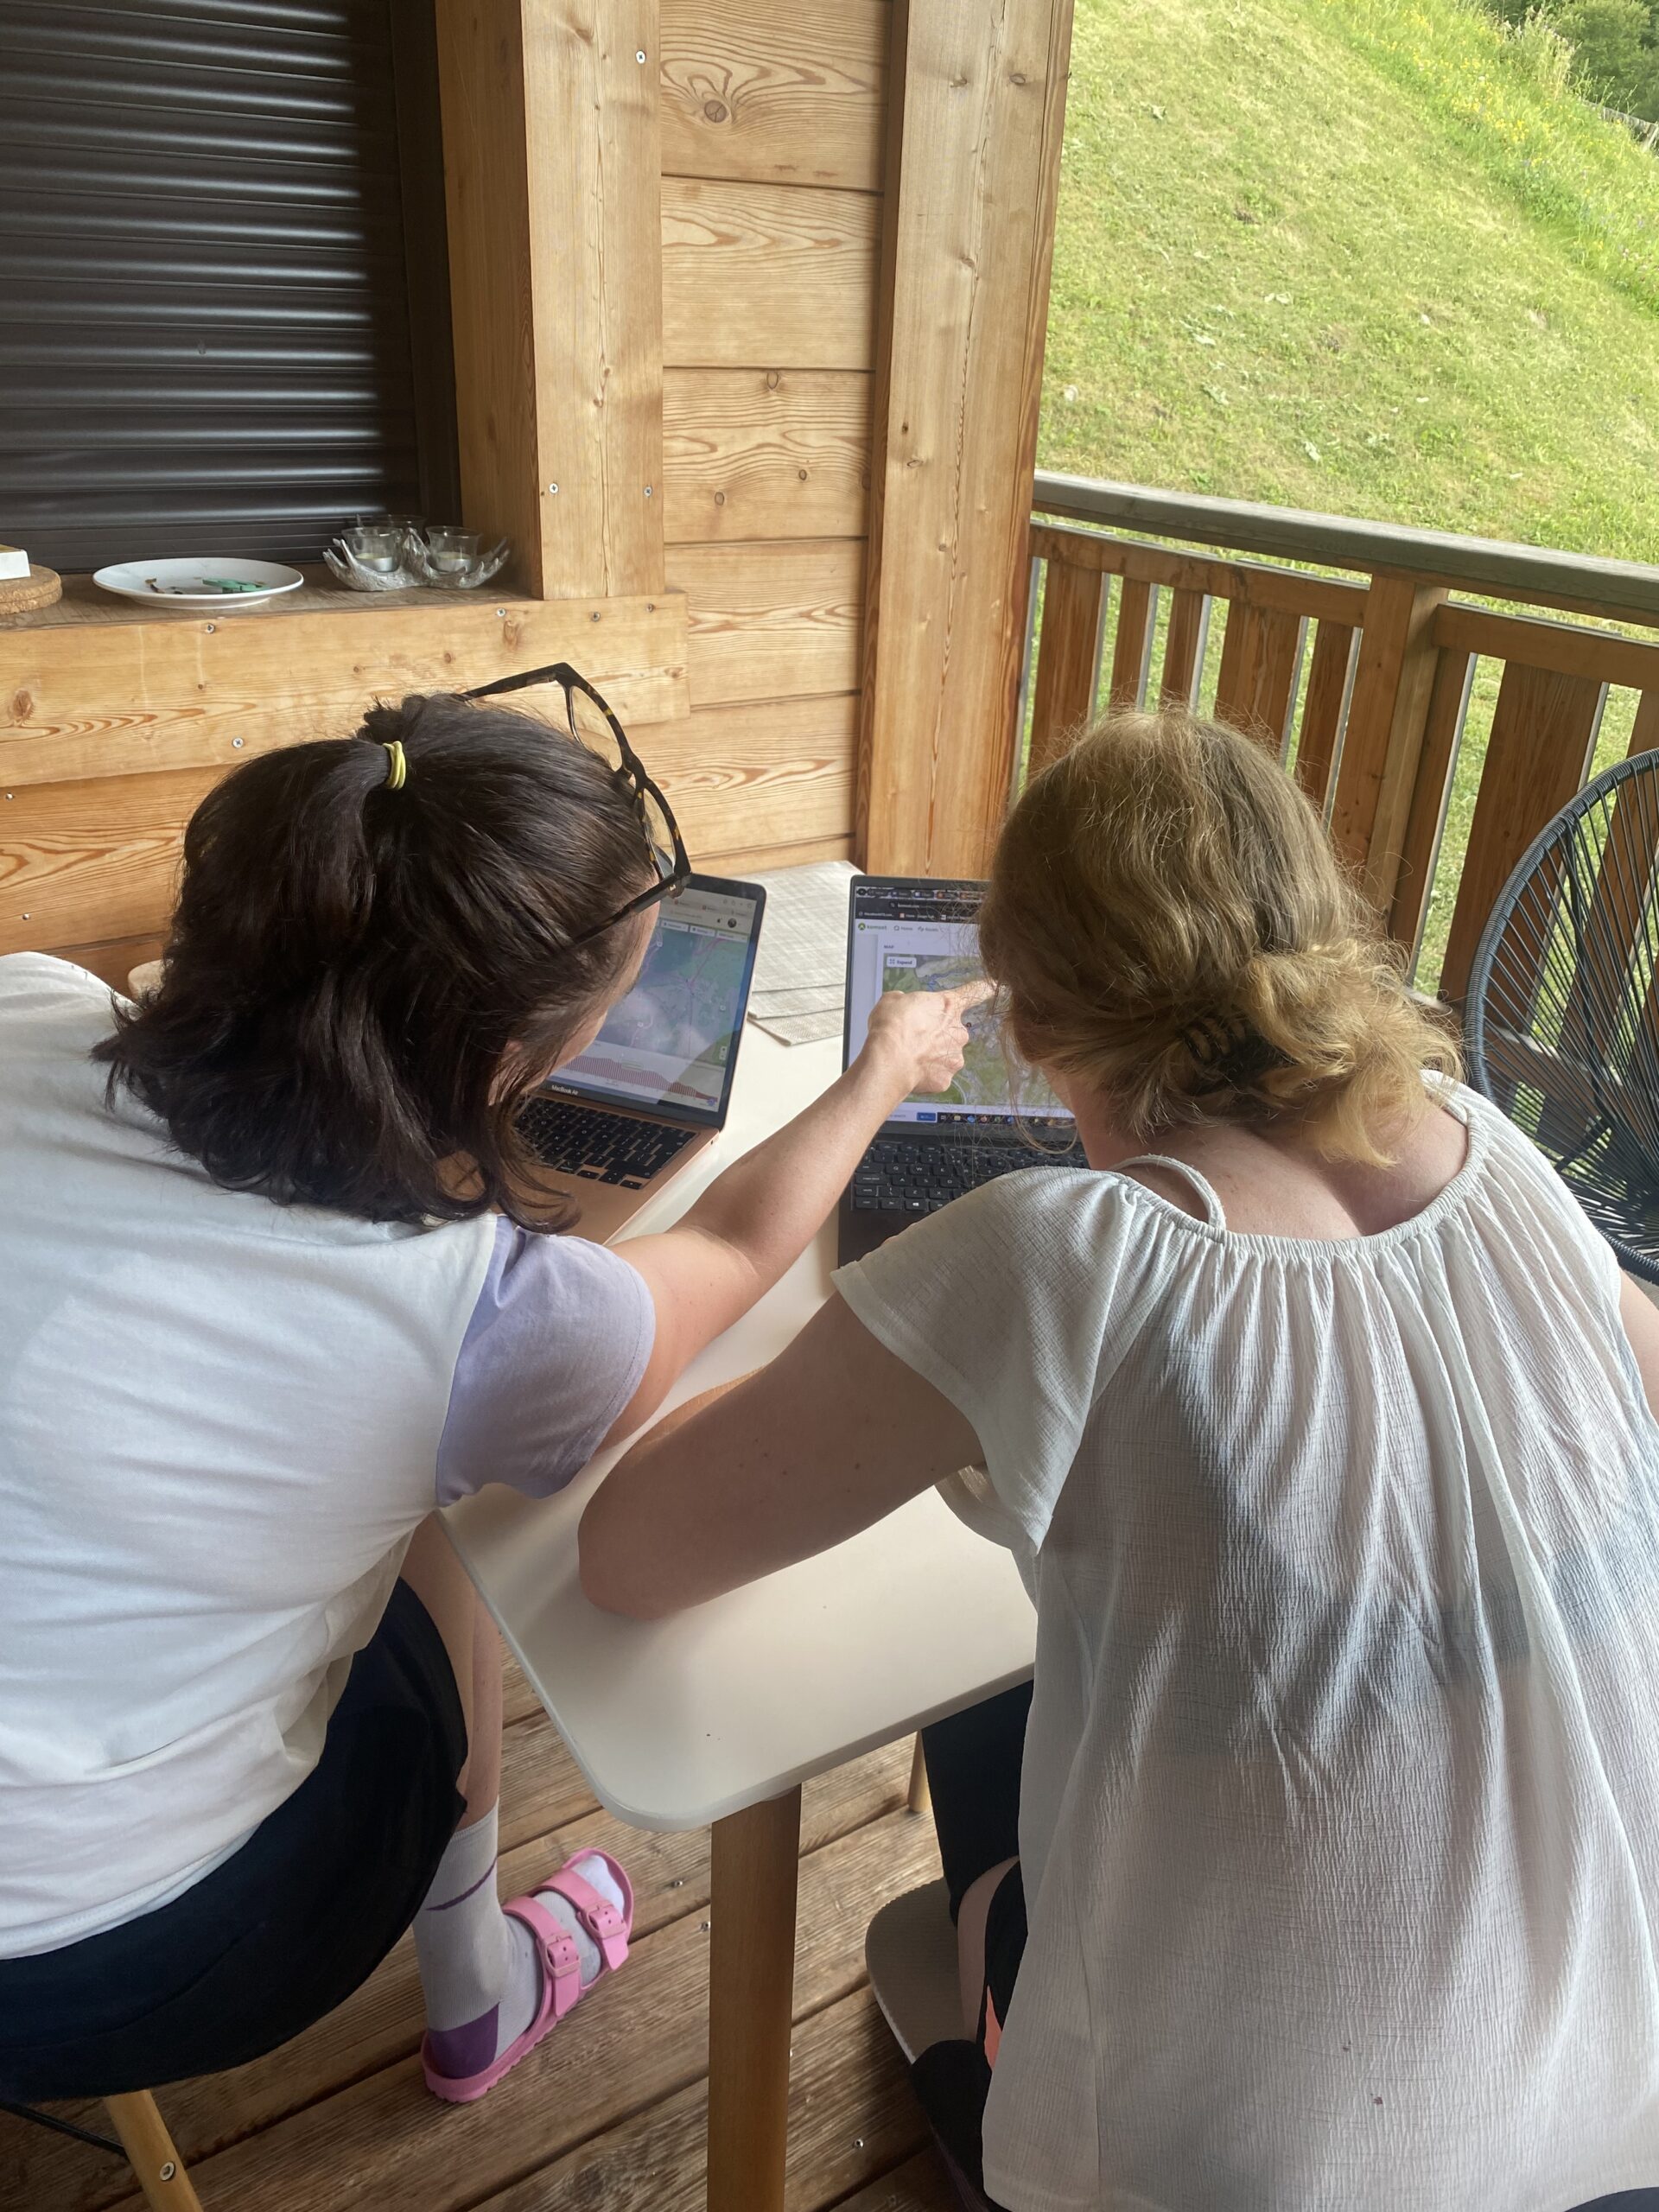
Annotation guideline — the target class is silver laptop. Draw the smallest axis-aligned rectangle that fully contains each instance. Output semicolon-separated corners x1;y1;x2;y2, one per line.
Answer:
837;875;1084;1262
518;874;766;1242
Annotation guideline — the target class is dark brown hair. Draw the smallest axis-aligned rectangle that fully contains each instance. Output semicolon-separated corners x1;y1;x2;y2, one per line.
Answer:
94;693;655;1226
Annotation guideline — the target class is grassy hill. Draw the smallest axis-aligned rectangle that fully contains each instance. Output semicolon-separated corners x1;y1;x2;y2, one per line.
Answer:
1039;0;1659;982
1040;0;1659;563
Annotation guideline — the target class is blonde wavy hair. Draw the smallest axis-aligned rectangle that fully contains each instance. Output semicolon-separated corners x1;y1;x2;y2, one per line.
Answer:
978;707;1460;1166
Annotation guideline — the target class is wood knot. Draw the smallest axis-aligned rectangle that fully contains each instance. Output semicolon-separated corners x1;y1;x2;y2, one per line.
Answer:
10;690;32;721
702;99;728;122
714;491;726;505
765;370;781;390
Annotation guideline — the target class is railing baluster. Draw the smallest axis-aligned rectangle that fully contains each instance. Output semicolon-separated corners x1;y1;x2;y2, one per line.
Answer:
1294;620;1357;810
1389;648;1476;975
1027;556;1107;779
1213;602;1304;752
1440;662;1609;1004
1160;587;1207;708
1107;577;1154;710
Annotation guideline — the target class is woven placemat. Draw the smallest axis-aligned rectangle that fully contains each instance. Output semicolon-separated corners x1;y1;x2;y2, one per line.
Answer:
0;564;63;616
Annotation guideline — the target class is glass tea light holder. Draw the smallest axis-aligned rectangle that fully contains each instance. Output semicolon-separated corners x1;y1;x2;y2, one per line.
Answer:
324;518;424;593
405;525;510;591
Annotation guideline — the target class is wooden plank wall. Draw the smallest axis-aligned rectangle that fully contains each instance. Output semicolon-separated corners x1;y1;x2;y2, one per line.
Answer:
657;0;886;876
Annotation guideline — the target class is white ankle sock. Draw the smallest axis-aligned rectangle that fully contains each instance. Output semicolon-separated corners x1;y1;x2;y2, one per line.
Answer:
415;1808;626;2081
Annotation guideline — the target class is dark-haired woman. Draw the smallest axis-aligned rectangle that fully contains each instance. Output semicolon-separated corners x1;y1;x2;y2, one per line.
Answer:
0;685;980;2107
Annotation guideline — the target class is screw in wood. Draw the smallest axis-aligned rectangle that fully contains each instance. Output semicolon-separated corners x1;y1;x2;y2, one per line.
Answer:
205;623;216;632
698;1920;710;1933
159;2164;177;2183
232;738;244;748
636;48;646;61
548;482;558;493
644;485;653;498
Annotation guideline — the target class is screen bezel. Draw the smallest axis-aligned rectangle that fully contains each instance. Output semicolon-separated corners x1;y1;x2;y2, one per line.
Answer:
540;872;766;1131
843;874;1076;1141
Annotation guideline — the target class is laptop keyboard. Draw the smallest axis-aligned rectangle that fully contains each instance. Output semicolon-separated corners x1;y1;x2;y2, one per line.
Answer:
849;1137;1084;1216
518;1097;697;1189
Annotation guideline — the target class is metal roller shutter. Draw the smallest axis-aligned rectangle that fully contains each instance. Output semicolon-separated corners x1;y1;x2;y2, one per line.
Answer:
0;0;457;573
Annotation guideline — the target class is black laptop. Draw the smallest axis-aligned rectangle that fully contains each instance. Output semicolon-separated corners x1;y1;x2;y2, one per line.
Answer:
837;876;1087;1262
518;873;766;1243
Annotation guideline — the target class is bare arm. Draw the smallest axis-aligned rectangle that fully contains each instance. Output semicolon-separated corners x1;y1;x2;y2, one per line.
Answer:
1620;1272;1659;1416
580;1288;983;1617
600;983;991;1443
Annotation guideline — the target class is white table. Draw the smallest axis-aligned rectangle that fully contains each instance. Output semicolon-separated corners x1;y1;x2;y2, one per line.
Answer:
446;1025;1036;2211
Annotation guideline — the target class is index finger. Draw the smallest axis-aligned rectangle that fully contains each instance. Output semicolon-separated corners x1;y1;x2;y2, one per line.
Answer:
944;978;996;1015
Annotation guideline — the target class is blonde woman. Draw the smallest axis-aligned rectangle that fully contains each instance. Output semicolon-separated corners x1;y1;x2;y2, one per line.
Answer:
581;709;1659;2212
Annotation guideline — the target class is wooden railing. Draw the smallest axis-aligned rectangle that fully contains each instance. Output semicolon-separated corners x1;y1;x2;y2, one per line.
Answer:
1020;474;1659;999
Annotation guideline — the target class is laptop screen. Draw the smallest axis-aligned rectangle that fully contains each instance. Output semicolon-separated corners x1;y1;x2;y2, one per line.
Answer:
545;874;765;1128
844;877;1072;1130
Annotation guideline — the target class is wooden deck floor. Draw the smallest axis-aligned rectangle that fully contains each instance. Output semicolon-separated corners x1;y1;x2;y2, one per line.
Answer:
1;1656;957;2212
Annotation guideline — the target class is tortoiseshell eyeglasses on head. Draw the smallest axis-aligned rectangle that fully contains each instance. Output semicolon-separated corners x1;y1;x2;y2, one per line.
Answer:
462;661;690;953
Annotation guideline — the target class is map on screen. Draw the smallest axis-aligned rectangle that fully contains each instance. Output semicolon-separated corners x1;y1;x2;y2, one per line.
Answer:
845;886;1071;1126
876;950;1024;1111
552;881;760;1118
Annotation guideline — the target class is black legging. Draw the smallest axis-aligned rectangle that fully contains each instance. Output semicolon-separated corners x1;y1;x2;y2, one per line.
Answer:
922;1679;1031;1920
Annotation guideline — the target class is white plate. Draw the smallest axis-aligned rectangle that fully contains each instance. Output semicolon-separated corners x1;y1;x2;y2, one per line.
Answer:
92;556;305;611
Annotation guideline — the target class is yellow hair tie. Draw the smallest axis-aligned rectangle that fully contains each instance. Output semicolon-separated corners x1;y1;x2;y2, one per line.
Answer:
383;739;408;791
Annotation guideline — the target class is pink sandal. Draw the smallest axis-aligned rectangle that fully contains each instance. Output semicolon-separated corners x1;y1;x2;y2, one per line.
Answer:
422;1851;634;2104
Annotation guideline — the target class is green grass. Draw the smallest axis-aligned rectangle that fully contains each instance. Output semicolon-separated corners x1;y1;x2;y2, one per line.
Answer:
1041;0;1659;563
1038;0;1659;983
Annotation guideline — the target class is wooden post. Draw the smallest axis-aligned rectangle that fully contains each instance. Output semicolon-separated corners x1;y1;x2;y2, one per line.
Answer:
858;0;1077;877
435;0;665;601
105;2095;203;2212
706;1788;803;2212
1328;573;1449;918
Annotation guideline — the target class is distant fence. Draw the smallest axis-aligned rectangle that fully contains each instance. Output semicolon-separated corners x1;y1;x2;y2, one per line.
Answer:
1599;103;1659;150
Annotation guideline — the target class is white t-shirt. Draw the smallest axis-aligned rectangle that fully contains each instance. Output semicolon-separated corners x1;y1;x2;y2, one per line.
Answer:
0;956;653;1956
836;1086;1659;2212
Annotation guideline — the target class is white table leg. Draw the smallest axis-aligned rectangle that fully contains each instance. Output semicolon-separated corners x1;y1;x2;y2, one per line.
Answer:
706;1787;803;2212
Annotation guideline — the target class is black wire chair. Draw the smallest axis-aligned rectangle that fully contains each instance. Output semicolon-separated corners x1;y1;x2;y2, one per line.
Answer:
1465;750;1659;1285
